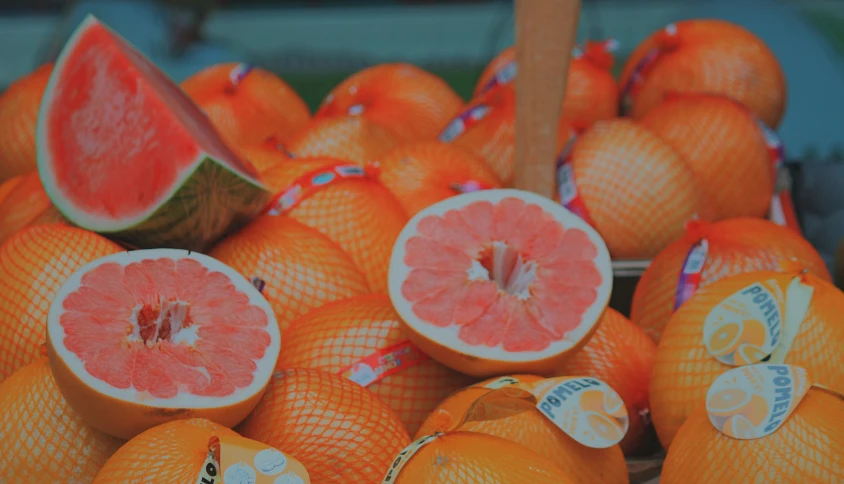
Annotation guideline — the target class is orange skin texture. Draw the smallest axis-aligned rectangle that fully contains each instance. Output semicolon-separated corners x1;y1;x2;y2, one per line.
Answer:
0;63;53;183
315;63;464;141
237;140;292;174
287;115;402;166
566;118;711;259
447;84;580;186
0;171;67;244
661;389;844;483
0;359;123;482
415;375;628;484
474;41;619;130
376;141;503;217
0;224;122;382
93;418;238;483
261;157;408;293
278;294;475;435
555;308;658;456
0;174;23;206
238;368;411;483
394;431;578;484
639;92;775;221
209;215;370;332
650;270;844;449
631;218;831;343
181;63;311;149
620;19;787;128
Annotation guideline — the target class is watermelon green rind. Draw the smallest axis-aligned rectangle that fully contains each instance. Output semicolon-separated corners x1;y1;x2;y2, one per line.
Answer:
35;15;270;252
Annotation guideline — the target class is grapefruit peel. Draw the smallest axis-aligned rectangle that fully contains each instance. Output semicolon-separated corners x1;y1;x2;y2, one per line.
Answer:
388;189;612;377
702;269;813;367
46;249;281;440
200;434;310;484
705;364;811;440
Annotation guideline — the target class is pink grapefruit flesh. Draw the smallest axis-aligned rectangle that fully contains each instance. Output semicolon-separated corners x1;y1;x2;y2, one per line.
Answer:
46;249;281;440
388;188;612;377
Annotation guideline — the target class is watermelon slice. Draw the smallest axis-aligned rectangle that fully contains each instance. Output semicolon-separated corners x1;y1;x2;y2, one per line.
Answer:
36;16;270;252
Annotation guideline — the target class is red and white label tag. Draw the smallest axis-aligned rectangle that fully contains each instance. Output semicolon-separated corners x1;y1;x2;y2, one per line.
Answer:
439;104;491;142
674;239;709;310
755;119;801;234
228;63;254;89
476;60;517;96
339;340;430;388
264;163;371;215
555;138;594;226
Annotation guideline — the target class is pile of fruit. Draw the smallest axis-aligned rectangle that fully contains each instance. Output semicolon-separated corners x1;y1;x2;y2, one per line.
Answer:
0;14;842;484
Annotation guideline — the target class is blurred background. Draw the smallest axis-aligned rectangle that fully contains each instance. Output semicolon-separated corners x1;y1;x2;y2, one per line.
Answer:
2;0;844;159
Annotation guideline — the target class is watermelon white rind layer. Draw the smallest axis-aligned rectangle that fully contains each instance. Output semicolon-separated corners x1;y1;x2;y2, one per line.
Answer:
36;15;270;252
47;249;281;410
388;189;613;372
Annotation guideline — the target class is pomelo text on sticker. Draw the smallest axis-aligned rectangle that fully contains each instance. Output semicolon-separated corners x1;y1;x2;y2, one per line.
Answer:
740;284;782;342
764;365;798;433
537;377;602;420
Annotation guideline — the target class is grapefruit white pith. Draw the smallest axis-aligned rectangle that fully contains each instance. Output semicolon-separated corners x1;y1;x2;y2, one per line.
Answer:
388;189;612;377
46;249;281;440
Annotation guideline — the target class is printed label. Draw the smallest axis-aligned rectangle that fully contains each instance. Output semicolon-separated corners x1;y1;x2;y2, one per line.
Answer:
706;364;811;440
197;436;309;484
196;450;220;484
382;434;439;483
263;164;371;215
620;24;676;114
438;104;491;142
339;341;430;388
229;64;254;89
481;376;523;390
768;276;813;364
703;281;784;366
674;239;709;309
534;376;629;449
555;138;594;226
477;60;517;96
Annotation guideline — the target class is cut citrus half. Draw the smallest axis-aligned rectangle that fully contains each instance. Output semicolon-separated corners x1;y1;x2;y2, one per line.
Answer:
720;414;756;440
388;188;612;377
706;388;751;417
740;319;768;348
734;343;767;366
706;321;742;357
585;411;625;443
46;249;281;440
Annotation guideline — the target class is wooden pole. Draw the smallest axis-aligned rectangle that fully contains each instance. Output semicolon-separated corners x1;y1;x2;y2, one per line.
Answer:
514;0;581;198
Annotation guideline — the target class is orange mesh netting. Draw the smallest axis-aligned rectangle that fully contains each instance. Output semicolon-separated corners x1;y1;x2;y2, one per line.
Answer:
415;375;628;484
639;92;775;220
660;388;844;482
620;19;786;128
0;359;123;481
650;271;844;448
261;158;408;293
555;308;658;456
208;215;370;332
565;118;708;259
237;368;411;483
181;63;311;148
0;63;52;183
0;224;123;382
391;431;577;484
315;63;464;141
287;115;401;166
278;295;475;435
93;418;237;483
631;218;831;343
0;171;67;244
0;174;23;206
376;141;502;217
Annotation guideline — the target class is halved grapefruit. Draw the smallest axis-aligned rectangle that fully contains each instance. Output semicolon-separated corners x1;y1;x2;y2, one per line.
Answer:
45;249;281;440
388;188;612;377
36;16;270;252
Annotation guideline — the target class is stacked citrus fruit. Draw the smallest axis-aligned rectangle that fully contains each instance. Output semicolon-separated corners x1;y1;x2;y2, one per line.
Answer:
0;13;841;484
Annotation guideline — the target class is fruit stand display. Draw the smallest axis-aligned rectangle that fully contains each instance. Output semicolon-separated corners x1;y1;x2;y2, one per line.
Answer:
0;0;843;482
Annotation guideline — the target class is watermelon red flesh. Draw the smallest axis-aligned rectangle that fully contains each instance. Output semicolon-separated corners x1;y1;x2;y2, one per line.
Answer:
36;16;269;252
